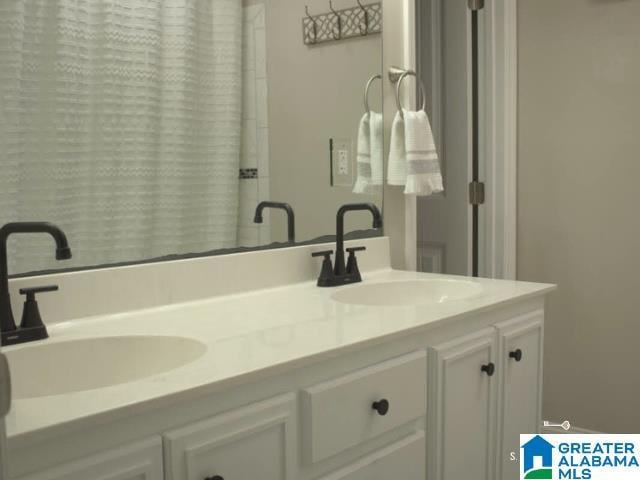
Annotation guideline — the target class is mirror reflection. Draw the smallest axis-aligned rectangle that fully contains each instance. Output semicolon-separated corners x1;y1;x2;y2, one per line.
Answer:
0;0;383;276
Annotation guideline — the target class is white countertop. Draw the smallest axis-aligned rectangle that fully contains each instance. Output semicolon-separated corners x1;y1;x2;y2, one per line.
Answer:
3;267;554;445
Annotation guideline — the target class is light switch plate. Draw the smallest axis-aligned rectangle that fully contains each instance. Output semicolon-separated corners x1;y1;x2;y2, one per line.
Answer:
331;138;354;187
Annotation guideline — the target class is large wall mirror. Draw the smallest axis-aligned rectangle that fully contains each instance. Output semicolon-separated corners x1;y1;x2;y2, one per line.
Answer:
0;0;384;276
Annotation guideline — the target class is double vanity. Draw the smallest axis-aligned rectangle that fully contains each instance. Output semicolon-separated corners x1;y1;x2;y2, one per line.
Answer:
0;2;556;479
2;237;554;480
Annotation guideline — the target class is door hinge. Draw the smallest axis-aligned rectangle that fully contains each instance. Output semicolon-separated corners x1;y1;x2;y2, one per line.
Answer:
468;0;485;11
469;181;485;205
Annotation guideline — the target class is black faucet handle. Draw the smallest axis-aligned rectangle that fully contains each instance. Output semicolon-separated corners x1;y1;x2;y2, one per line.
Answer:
18;285;57;334
19;285;59;299
312;250;334;259
345;247;365;281
313;251;336;287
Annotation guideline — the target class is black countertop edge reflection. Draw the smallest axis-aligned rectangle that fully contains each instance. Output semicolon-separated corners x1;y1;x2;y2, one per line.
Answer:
9;230;382;280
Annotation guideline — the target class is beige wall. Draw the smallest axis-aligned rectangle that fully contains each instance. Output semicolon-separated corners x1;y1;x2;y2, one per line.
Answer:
265;0;383;243
264;0;408;268
518;0;640;432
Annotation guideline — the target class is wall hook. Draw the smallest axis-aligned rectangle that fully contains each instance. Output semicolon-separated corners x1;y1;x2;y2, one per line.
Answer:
357;0;369;36
305;6;318;44
329;1;342;40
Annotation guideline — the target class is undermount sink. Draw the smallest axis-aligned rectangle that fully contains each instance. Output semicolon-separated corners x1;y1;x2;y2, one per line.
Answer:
331;279;483;307
5;336;207;399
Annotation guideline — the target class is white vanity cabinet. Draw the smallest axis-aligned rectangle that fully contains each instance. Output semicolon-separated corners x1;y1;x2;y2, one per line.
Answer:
163;352;428;480
7;300;548;480
496;311;544;480
428;310;544;480
163;394;297;480
15;437;163;480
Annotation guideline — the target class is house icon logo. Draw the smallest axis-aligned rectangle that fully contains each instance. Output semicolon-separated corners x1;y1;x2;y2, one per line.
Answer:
521;435;555;479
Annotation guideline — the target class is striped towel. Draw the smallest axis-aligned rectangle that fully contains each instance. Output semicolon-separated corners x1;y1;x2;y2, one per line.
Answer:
353;111;383;194
403;109;443;196
387;111;407;186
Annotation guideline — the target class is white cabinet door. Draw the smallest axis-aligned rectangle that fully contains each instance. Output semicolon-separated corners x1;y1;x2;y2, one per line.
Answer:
163;394;296;480
429;328;497;480
495;311;544;480
316;431;426;480
15;437;163;480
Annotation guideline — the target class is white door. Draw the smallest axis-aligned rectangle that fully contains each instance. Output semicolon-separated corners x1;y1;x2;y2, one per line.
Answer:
0;353;10;480
429;329;497;480
416;0;473;276
495;313;544;480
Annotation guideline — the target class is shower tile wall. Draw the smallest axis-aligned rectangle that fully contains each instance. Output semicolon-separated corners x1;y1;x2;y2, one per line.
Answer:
238;3;271;247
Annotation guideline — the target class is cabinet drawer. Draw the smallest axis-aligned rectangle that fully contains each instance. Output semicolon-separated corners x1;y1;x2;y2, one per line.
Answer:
302;351;427;463
163;394;296;480
316;431;426;480
15;437;163;480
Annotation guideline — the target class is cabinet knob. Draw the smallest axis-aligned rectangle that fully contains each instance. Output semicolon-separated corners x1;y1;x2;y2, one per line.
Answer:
372;399;390;416
205;476;224;480
481;363;495;377
509;349;523;362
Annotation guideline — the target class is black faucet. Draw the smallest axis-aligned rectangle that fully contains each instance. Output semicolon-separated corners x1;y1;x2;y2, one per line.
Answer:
312;203;383;287
254;201;296;243
0;222;72;346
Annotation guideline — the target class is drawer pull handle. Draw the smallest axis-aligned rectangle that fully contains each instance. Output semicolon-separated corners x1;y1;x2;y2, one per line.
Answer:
481;363;495;377
205;476;224;480
372;399;390;416
509;349;523;362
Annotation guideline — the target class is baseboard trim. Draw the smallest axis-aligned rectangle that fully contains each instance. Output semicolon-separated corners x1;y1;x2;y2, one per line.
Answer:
541;422;601;435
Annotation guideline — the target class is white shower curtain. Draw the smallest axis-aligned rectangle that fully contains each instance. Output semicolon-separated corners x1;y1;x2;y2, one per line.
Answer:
0;0;243;274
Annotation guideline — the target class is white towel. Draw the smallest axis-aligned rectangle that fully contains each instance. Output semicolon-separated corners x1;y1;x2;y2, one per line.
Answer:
387;109;443;196
353;111;383;194
353;113;372;194
369;111;383;186
386;111;407;186
404;109;443;195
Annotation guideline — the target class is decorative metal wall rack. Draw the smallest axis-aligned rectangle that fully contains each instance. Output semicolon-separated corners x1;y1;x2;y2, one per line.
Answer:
303;2;382;46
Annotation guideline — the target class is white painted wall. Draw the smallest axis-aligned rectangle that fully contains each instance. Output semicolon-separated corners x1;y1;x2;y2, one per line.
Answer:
518;0;640;432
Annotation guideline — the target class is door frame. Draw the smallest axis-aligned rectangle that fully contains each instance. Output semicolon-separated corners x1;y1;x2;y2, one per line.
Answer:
407;0;517;279
401;0;418;271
